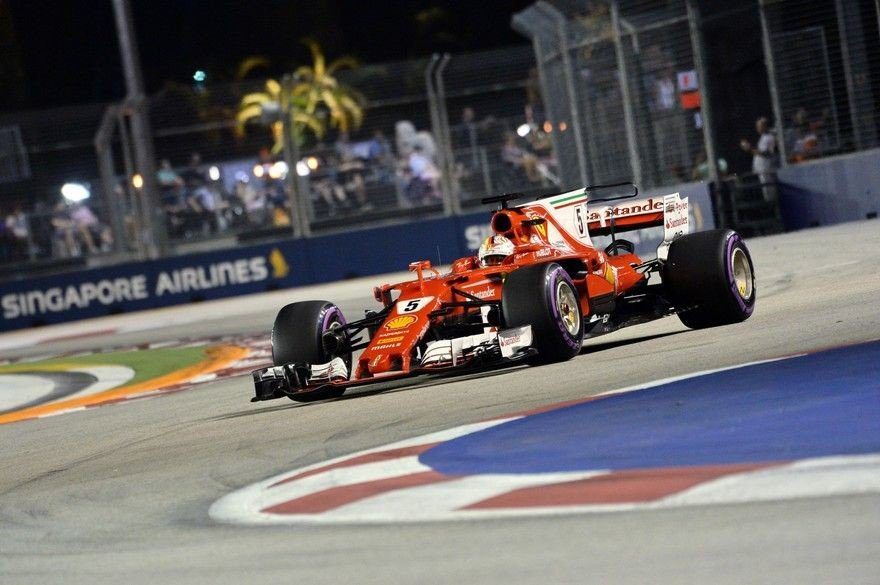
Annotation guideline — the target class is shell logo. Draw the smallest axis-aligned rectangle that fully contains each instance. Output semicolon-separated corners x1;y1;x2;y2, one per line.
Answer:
385;315;418;330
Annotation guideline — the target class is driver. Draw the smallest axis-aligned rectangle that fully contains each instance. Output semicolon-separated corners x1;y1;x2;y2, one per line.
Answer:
478;235;515;267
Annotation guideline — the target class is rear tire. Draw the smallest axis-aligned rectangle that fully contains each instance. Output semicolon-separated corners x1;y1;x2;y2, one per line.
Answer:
272;300;350;401
663;229;756;329
502;263;583;363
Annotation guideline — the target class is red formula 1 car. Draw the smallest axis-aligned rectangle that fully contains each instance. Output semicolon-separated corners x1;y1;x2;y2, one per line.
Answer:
251;184;756;402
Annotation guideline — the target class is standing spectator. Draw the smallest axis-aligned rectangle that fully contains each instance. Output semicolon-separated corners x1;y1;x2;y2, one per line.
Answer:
740;116;778;198
451;107;499;168
785;108;821;163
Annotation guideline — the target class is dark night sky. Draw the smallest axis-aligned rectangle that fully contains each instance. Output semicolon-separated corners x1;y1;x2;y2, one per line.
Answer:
5;0;533;111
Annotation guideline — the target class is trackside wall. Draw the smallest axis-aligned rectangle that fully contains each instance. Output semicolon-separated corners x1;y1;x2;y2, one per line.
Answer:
777;149;880;231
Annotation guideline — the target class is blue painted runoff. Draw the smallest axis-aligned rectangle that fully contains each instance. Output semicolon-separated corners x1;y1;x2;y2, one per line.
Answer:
420;341;880;474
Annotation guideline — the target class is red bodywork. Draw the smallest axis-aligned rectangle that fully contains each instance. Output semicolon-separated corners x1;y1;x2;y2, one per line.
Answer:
353;194;664;381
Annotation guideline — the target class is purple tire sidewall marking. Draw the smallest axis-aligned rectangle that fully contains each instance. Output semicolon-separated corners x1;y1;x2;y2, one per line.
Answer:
725;234;755;316
547;266;580;349
321;305;345;332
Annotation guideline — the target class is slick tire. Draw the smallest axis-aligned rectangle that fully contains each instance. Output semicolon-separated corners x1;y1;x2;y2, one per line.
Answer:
272;300;350;402
502;263;583;363
663;229;756;329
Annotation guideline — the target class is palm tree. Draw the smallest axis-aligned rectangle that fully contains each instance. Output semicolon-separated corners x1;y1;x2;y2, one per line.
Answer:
236;41;364;152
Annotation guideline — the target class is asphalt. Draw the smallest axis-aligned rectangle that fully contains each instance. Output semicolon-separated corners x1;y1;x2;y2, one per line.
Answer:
1;220;879;585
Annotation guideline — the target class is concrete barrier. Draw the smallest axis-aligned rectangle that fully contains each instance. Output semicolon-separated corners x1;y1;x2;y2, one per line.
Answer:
777;149;880;230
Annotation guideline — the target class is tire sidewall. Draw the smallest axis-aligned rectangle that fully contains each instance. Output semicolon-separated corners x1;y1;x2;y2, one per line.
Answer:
722;232;755;317
545;265;583;353
271;301;351;369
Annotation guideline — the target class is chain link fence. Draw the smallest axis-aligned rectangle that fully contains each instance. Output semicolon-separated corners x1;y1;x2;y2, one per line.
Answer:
2;0;879;272
761;0;880;162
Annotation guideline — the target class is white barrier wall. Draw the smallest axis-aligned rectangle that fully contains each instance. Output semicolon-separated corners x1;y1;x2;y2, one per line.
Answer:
777;149;880;230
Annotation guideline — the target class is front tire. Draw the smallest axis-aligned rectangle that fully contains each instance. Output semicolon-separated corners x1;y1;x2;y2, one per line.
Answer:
502;263;583;363
272;300;350;401
663;229;756;329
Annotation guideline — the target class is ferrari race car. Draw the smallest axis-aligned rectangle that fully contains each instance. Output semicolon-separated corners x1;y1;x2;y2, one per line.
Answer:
251;184;755;402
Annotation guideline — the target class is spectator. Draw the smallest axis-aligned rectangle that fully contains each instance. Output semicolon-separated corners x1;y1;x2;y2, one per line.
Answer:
334;131;357;161
395;120;418;159
403;144;442;206
180;152;207;189
69;202;112;253
338;152;371;211
785;108;821;163
740;116;779;202
156;159;184;207
451;107;500;167
308;150;352;217
367;129;393;162
5;205;30;259
50;202;77;257
501;132;540;183
740;116;778;185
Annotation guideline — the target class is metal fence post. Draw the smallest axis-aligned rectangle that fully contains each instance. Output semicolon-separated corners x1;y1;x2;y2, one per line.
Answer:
539;2;589;187
758;0;788;166
611;1;643;187
111;0;168;257
94;105;126;254
434;54;459;214
686;0;719;182
280;74;307;238
425;54;455;215
116;106;146;259
835;0;864;150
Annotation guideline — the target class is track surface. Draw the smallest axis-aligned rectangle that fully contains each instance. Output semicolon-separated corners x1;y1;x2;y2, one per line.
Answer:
1;221;879;584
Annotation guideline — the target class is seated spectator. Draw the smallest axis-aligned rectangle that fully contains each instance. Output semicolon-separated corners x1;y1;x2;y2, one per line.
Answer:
157;159;185;235
50;202;78;257
338;152;372;211
402;144;442;206
157;159;184;207
70;202;112;253
366;129;395;182
501;132;540;183
5;205;30;260
309;153;351;217
180;152;207;190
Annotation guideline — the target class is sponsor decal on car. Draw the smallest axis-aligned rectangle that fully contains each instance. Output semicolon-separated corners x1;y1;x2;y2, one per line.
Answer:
468;287;496;299
586;198;664;223
376;334;405;342
384;315;418;330
371;343;402;351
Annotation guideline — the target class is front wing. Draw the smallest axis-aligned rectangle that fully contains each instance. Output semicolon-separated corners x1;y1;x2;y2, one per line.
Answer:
251;326;537;402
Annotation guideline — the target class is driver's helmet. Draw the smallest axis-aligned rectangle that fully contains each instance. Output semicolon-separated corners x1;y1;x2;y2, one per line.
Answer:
478;235;515;267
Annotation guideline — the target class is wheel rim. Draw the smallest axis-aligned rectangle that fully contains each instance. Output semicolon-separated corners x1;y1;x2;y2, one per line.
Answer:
555;281;580;335
731;247;753;300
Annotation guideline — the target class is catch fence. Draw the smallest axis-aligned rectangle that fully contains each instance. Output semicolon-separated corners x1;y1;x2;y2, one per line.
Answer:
1;0;878;272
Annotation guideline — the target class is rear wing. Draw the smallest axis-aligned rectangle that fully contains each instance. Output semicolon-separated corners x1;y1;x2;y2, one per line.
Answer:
525;185;689;256
587;192;689;256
